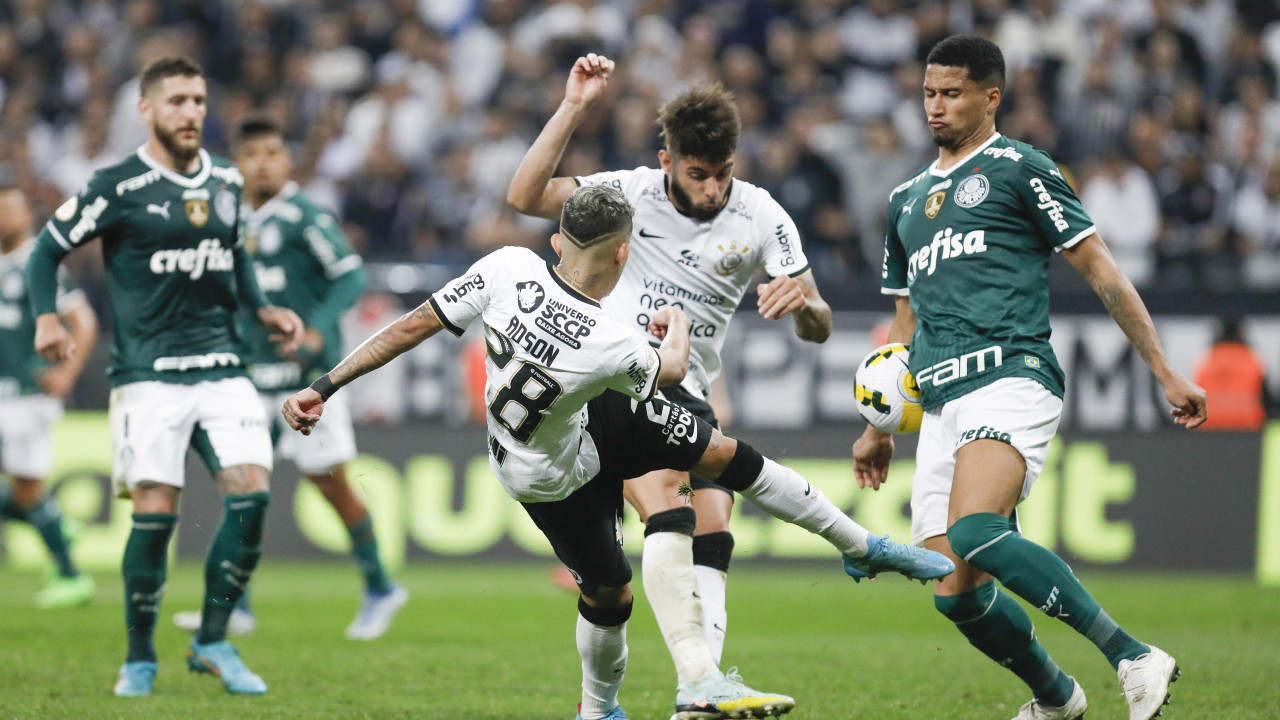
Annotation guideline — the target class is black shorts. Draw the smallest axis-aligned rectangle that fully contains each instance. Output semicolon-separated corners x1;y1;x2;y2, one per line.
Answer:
656;385;731;494
520;390;714;595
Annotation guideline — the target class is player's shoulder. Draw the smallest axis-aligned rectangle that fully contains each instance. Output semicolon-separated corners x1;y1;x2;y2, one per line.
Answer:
578;166;663;202
722;177;792;226
205;153;244;187
888;163;933;204
81;152;150;195
983;135;1057;176
282;186;334;225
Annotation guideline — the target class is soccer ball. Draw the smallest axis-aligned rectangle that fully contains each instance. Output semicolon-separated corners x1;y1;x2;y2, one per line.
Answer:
855;343;923;433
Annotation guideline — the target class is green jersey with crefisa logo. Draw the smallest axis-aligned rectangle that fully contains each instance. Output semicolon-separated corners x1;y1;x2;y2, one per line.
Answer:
0;240;83;398
36;147;248;386
881;133;1095;410
239;182;363;392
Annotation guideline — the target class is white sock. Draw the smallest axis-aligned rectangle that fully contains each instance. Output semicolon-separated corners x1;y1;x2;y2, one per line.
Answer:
694;564;728;667
577;613;627;718
738;458;871;556
643;531;719;685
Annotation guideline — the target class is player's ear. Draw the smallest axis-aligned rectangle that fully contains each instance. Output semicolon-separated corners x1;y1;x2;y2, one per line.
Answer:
659;149;672;173
616;240;630;267
550;232;563;258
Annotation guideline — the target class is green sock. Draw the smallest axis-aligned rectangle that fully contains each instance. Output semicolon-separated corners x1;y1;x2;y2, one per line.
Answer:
936;581;1075;706
122;513;177;663
26;496;78;578
0;483;23;521
348;516;393;594
197;492;269;645
951;513;1149;669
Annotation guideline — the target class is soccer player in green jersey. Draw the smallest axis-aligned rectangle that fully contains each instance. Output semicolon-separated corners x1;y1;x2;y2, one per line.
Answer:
852;36;1207;720
0;184;97;609
172;116;405;640
26;57;304;698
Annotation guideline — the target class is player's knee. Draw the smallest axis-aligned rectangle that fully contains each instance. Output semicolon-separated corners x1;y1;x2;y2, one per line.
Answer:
711;440;764;493
645;506;696;537
692;531;733;571
934;580;997;623
946;512;1012;563
578;594;633;627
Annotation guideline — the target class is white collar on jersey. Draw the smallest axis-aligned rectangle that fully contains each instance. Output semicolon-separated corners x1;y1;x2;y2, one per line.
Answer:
928;131;1002;178
136;145;212;188
243;181;301;224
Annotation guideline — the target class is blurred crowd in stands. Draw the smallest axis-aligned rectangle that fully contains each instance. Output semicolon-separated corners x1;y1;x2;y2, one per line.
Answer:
3;0;1280;292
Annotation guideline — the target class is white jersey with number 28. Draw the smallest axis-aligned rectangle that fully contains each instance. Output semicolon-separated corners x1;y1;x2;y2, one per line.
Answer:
428;246;661;502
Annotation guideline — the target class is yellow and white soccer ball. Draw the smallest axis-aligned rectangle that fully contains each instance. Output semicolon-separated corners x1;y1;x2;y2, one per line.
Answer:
855;343;923;434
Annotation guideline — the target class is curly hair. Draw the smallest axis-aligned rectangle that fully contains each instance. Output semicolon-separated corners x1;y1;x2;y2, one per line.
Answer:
657;83;740;163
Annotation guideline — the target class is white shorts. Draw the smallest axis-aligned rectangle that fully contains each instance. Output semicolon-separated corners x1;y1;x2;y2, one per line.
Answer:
261;390;357;474
910;377;1062;546
109;377;273;496
0;395;63;478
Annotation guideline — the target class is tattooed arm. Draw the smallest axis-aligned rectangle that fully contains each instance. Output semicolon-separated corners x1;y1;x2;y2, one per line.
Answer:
1062;234;1207;428
283;302;445;434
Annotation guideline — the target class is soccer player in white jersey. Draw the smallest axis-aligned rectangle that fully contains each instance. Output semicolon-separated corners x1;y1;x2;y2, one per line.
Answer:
854;36;1206;720
282;186;953;720
27;57;304;697
0;184;98;609
508;54;852;678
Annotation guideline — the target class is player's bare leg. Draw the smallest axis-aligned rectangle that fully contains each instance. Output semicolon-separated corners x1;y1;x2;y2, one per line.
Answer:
309;465;407;640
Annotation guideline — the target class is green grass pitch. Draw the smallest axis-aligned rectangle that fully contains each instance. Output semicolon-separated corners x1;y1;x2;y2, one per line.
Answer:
1;561;1276;719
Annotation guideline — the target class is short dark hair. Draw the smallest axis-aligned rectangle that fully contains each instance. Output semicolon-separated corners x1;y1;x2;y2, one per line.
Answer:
657;83;740;163
139;56;205;97
926;35;1005;92
234;115;283;151
559;185;634;249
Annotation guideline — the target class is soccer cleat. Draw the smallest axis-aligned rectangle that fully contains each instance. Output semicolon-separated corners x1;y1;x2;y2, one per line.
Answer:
1118;645;1179;720
345;584;409;640
1011;677;1087;720
36;573;95;609
172;607;257;636
187;639;267;694
114;661;157;697
842;534;955;583
577;703;629;719
673;668;795;719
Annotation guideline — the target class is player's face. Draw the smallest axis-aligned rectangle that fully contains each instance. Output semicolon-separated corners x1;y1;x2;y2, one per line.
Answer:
142;74;207;163
661;151;734;222
236;134;293;201
0;189;32;250
923;64;999;150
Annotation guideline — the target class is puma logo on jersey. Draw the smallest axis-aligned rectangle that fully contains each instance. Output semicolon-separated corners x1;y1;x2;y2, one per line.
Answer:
148;238;235;280
902;197;918;215
1029;177;1070;232
906;227;988;283
146;201;171;220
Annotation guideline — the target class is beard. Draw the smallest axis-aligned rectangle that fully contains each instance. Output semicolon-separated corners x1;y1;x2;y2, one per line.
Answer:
930;128;957;149
668;176;726;222
156;123;202;167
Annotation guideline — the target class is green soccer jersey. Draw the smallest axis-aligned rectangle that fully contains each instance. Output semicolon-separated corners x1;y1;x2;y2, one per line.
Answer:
881;133;1095;410
239;181;365;392
33;147;261;386
0;240;84;398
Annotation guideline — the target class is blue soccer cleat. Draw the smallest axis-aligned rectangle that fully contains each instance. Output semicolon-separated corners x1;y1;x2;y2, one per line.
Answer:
187;639;267;694
114;661;157;697
577;703;629;719
843;534;955;583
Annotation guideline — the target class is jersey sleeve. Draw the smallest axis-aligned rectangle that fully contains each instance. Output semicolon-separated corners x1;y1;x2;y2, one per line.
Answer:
304;210;363;280
881;205;909;296
39;173;121;254
53;266;88;315
426;250;504;337
607;337;662;403
1019;152;1096;251
756;196;810;278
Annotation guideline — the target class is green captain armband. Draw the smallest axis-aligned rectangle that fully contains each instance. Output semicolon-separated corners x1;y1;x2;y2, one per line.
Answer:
309;373;337;401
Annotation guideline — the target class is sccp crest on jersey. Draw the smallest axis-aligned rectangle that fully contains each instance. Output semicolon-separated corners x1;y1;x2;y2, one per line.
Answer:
713;241;751;276
516;281;545;313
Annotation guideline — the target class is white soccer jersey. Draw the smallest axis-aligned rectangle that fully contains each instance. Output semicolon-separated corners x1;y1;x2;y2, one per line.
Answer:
577;167;810;399
428;246;662;502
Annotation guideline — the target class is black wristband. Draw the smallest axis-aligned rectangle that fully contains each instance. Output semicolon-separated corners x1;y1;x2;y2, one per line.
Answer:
309;373;337;401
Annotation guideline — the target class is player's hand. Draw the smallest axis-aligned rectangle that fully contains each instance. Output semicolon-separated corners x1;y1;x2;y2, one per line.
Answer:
853;424;895;490
757;274;807;320
564;53;614;108
33;313;73;362
259;306;305;355
283;327;325;363
282;388;324;436
648;306;688;340
1162;373;1208;429
40;364;77;399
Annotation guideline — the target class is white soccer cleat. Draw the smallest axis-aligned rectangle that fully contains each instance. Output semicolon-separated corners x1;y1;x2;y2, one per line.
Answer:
1011;677;1087;720
1118;645;1179;720
345;584;409;640
172;608;257;636
673;667;794;719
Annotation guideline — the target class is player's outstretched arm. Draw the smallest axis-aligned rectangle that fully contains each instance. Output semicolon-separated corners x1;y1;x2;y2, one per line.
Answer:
648;306;691;386
507;54;614;219
1063;234;1207;428
283;302;446;435
756;271;832;342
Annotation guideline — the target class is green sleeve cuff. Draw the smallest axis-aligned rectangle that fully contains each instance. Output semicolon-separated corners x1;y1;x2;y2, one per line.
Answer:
25;237;68;317
234;245;269;312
